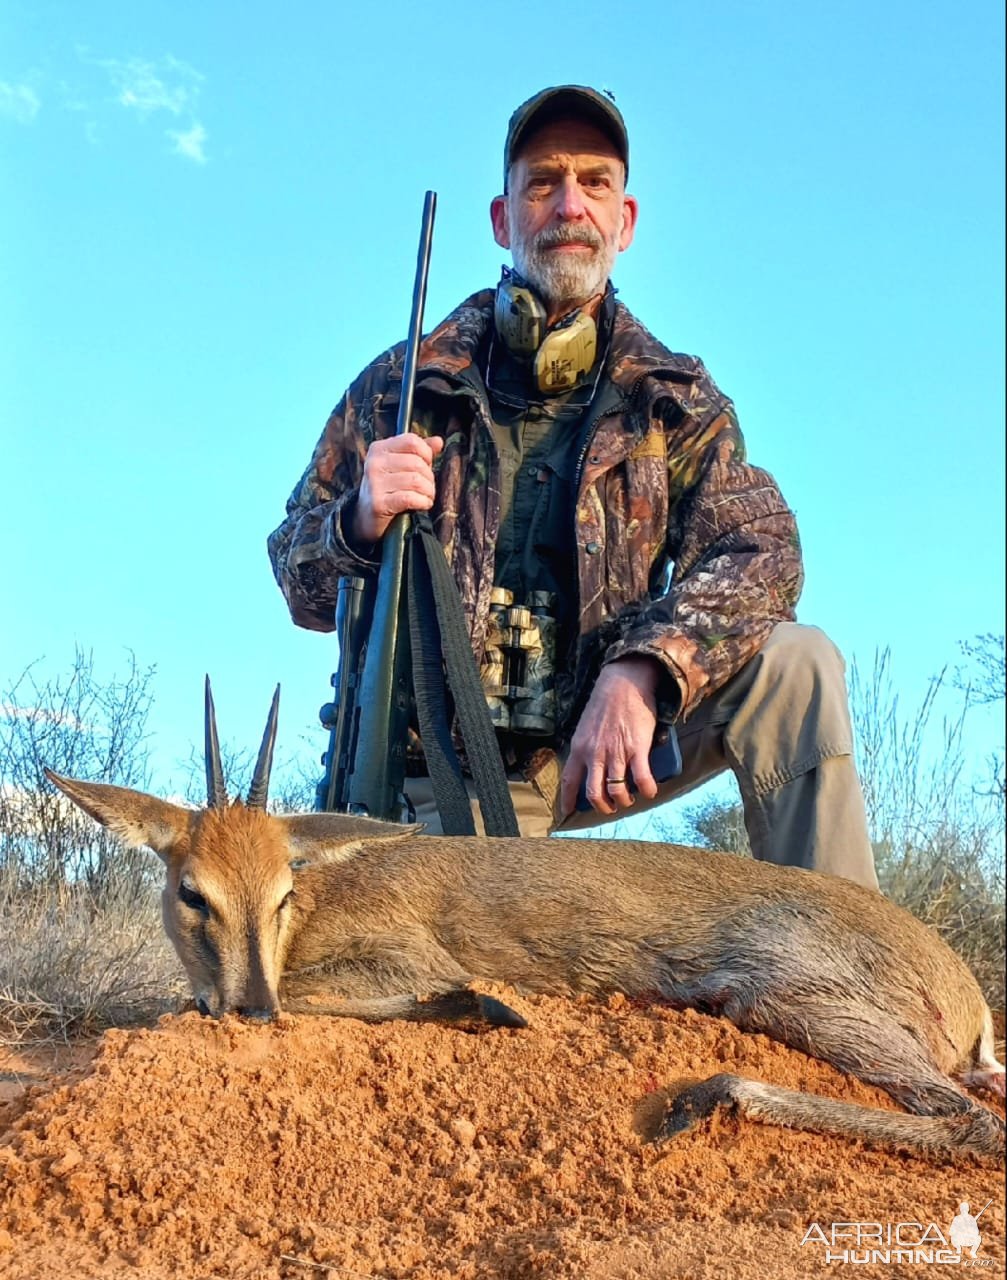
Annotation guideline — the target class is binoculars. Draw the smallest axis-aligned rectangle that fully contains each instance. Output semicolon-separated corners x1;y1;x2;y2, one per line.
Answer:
480;588;557;735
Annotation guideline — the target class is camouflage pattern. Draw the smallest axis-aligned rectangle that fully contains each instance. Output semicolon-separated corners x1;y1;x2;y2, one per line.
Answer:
509;594;558;736
267;290;803;737
481;587;513;729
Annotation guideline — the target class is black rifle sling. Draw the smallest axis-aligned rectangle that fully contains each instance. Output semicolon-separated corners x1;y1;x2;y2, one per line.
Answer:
407;512;520;837
405;520;474;836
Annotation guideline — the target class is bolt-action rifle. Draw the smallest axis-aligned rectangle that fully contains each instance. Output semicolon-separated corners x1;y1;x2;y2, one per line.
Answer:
316;192;437;819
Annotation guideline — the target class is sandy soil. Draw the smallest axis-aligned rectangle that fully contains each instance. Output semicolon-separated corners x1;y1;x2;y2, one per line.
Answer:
0;992;1003;1280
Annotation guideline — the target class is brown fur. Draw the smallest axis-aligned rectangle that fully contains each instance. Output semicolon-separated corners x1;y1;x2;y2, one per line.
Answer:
46;770;1005;1161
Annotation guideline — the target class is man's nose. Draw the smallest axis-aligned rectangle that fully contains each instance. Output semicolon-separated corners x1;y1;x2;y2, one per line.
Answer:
555;174;587;220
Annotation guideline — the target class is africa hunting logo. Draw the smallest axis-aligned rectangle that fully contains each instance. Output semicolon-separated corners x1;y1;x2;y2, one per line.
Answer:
800;1199;996;1266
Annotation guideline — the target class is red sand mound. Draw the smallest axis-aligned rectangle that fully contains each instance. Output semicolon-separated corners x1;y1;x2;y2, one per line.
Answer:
0;992;1003;1279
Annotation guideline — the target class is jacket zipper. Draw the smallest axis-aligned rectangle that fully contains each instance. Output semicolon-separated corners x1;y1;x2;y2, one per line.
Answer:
573;366;685;490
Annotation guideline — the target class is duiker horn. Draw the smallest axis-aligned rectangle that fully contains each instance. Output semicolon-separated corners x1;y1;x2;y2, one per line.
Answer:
247;685;280;810
204;676;227;809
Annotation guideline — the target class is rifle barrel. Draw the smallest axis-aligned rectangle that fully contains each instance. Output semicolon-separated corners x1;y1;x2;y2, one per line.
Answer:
395;190;437;441
344;191;437;819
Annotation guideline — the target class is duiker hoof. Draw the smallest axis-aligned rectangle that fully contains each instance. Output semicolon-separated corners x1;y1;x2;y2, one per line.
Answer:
417;990;528;1031
653;1075;735;1143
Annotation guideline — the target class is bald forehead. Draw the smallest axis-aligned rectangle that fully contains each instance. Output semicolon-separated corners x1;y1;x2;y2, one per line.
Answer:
508;117;626;186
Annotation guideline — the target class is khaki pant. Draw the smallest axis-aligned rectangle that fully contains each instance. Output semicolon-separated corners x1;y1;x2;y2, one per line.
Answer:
405;623;878;889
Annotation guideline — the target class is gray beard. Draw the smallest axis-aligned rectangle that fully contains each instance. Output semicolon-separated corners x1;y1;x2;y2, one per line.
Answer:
511;221;617;310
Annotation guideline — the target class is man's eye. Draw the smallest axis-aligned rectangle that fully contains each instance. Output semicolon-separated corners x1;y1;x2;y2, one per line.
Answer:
179;881;209;915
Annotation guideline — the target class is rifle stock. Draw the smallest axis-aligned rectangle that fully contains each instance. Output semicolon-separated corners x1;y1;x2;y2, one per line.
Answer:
316;192;437;819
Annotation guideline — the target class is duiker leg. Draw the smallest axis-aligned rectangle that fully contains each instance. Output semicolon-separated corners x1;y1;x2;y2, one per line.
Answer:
655;1015;1004;1160
282;990;526;1029
655;1074;1003;1160
280;953;526;1029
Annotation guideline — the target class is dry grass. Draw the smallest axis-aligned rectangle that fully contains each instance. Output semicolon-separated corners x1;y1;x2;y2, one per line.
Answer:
852;648;1005;1010
0;651;184;1042
0;872;185;1044
876;843;1005;1012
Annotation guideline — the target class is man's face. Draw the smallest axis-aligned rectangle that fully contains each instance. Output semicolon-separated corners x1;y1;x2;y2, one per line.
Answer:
491;117;638;312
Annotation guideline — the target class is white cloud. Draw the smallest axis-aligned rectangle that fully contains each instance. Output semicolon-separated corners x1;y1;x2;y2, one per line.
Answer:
82;52;210;165
0;81;40;123
168;121;207;165
15;51;211;163
98;54;202;118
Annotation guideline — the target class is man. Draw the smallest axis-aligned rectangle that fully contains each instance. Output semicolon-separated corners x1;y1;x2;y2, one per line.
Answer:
268;85;878;888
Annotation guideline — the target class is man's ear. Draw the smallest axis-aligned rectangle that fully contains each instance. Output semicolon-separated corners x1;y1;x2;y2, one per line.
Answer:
45;769;193;865
618;194;639;253
490;195;510;249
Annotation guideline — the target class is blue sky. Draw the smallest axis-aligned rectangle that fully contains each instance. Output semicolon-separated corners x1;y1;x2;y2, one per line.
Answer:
2;0;1004;810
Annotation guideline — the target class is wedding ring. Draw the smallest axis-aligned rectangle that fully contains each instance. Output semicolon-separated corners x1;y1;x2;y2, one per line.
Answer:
605;776;627;786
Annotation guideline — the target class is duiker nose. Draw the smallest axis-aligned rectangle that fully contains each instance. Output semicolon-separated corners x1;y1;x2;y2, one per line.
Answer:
237;1005;276;1023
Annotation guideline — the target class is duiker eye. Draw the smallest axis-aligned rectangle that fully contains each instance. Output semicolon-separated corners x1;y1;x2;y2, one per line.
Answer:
178;881;209;915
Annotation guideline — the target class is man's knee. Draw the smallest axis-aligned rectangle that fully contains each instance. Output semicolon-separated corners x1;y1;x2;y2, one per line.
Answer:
723;622;856;774
757;623;847;696
752;622;854;721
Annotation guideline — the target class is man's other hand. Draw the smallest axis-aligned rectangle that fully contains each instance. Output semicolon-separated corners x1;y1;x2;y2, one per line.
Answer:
352;435;445;545
560;656;662;817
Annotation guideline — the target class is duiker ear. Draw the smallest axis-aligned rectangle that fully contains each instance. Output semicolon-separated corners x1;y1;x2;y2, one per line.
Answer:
278;813;424;867
45;769;193;864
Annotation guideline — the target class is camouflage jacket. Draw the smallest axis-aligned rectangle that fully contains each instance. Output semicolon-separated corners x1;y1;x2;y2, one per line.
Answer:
267;290;803;736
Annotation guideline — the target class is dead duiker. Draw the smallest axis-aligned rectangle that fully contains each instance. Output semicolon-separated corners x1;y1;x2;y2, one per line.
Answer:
48;682;1005;1162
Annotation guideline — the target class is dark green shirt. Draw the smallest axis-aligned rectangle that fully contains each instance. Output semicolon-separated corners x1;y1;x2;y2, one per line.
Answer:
486;346;600;643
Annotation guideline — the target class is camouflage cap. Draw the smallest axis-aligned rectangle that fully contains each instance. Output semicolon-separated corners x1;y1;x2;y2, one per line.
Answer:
503;86;629;188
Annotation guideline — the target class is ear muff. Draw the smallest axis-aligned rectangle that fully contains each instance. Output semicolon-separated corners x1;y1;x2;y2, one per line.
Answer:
494;272;598;395
533;309;597;394
494;276;546;357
